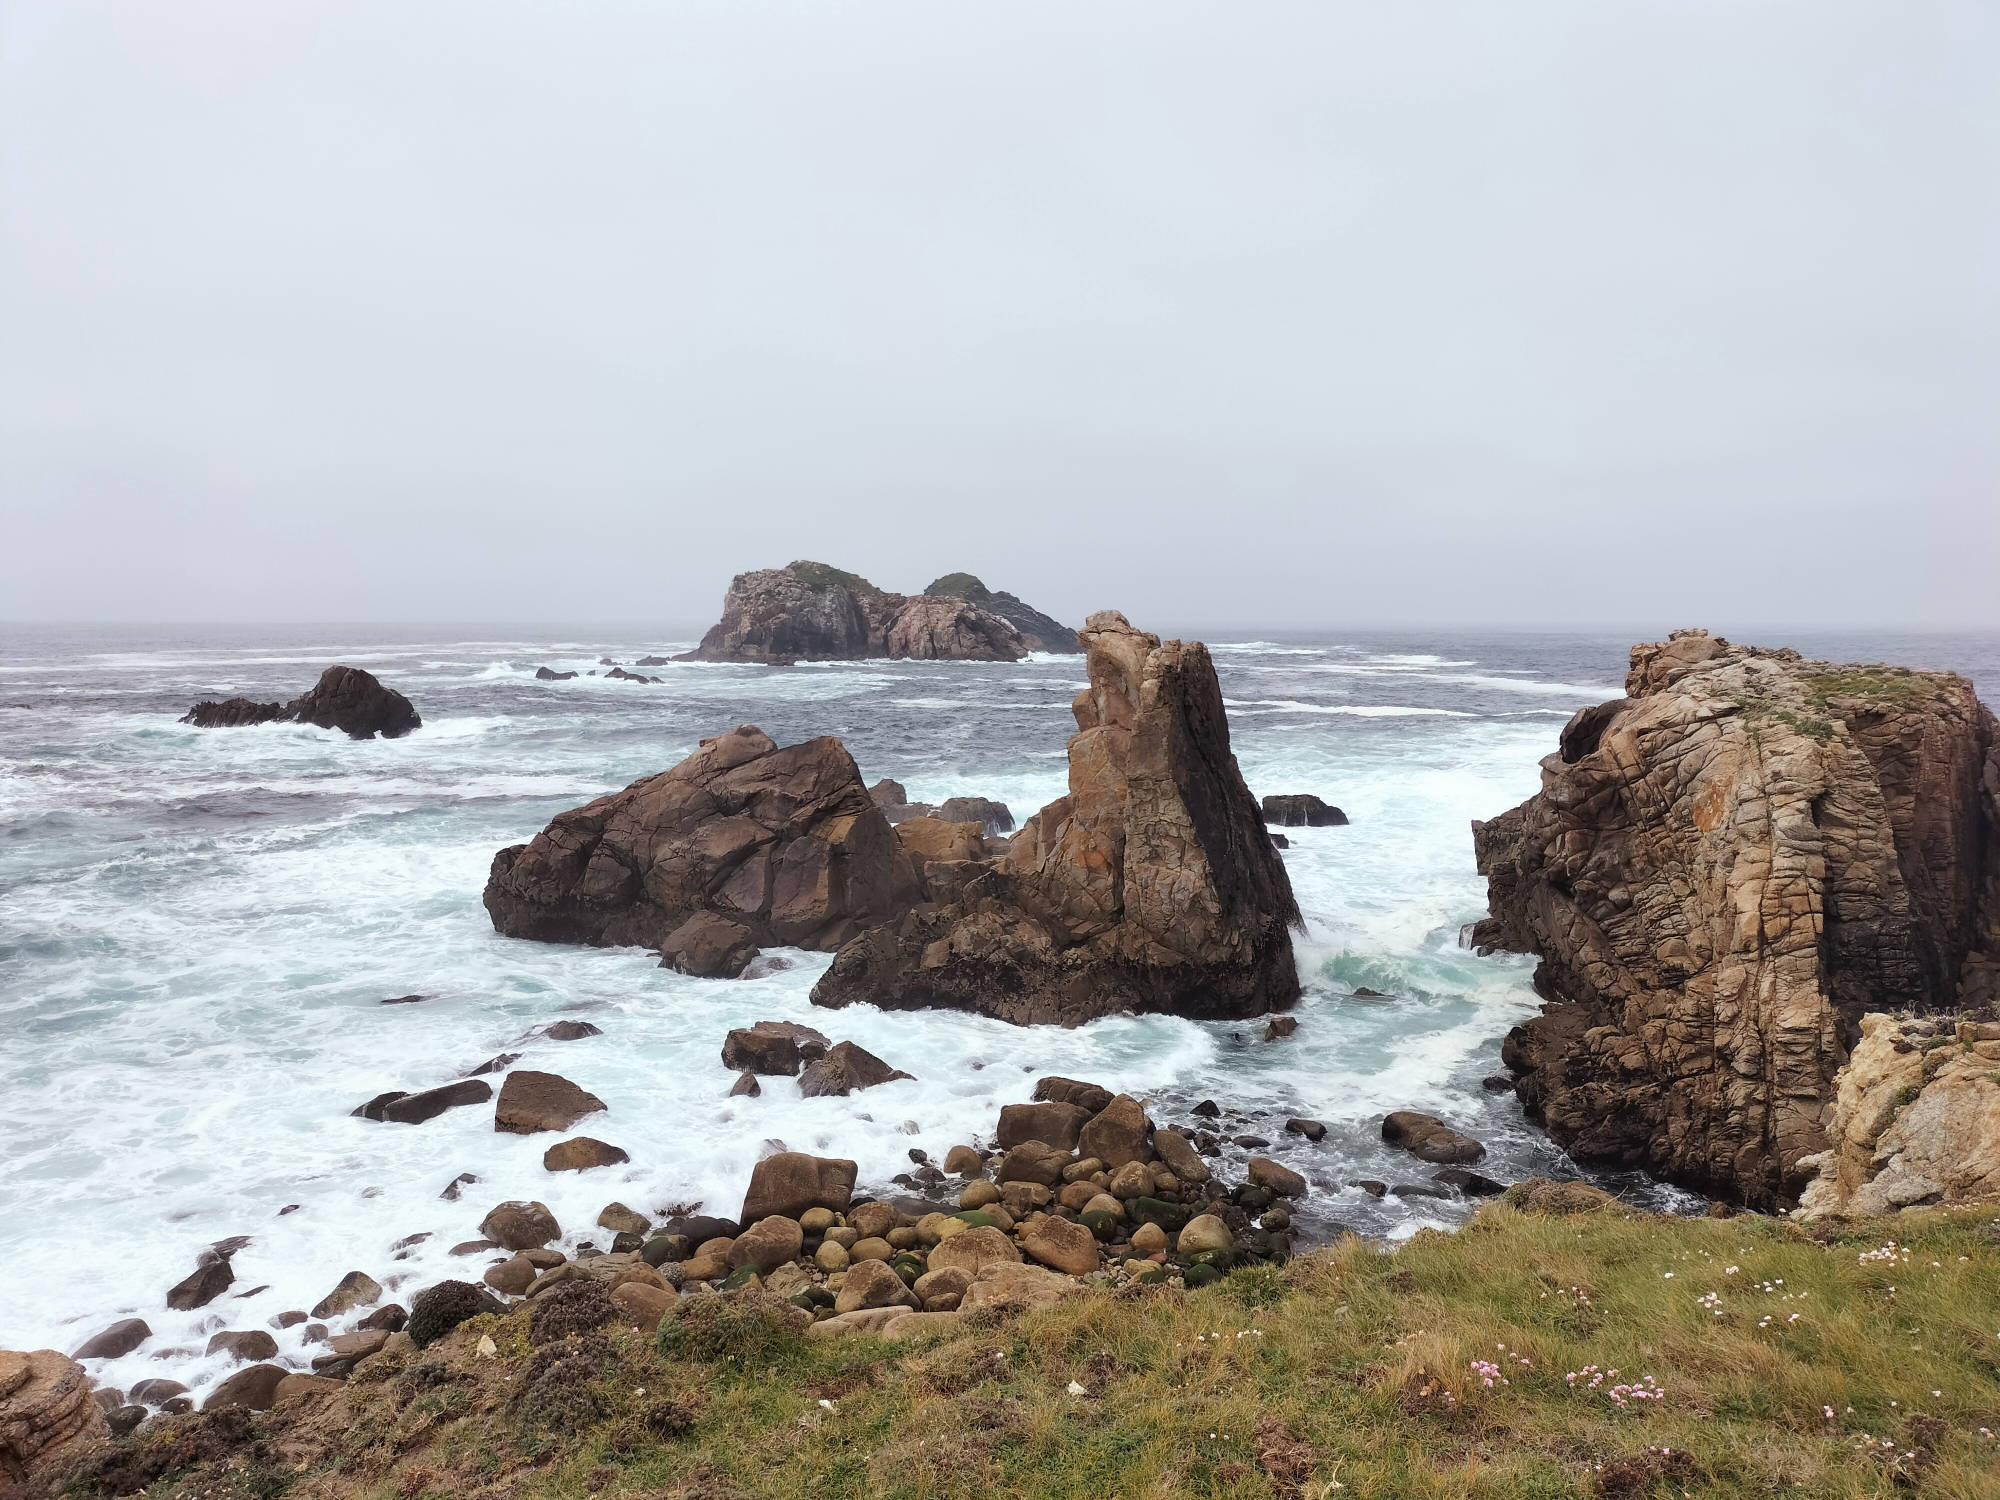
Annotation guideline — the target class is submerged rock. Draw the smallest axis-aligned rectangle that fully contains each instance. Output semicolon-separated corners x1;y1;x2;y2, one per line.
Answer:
483;724;918;953
1473;629;2000;1208
796;1041;912;1098
1261;794;1347;827
812;611;1302;1026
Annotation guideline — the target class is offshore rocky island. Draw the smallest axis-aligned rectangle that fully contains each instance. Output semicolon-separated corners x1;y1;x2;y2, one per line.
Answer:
10;625;2000;1496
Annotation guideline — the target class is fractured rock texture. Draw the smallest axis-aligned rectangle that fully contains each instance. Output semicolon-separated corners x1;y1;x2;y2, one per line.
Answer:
1474;629;2000;1208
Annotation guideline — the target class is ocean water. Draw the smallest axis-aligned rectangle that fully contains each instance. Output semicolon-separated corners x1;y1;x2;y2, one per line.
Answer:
3;622;1995;1400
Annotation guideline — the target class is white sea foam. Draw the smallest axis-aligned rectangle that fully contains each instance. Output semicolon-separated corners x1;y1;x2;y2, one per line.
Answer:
0;627;1678;1389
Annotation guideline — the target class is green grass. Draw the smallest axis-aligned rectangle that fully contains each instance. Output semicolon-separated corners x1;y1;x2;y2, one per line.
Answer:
77;1203;2000;1500
1801;668;1953;712
785;560;886;598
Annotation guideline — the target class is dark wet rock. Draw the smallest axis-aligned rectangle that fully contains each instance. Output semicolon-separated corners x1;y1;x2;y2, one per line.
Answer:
204;1330;278;1364
996;1101;1092;1152
351;1090;409;1120
129;1379;189;1407
269;1312;307;1330
814;612;1301;1026
1232;1135;1271;1149
357;1303;407;1333
730;1071;761;1097
494;1071;606;1134
797;1041;912;1098
868;779;909;808
72;1319;151;1360
439;1172;480;1201
1482;1072;1515;1092
721;1021;831;1076
544;1020;603;1041
1033;1077;1115;1115
660;912;759;978
165;1257;233;1311
1283;1118;1327;1142
535;667;578;680
1432;1168;1508;1197
1390;1184;1454;1201
937;796;1015;836
1191;1099;1221;1119
1248;1157;1307;1197
182;666;420;739
362;1079;492;1124
105;1404;146;1438
604;667;660;683
1381;1111;1486;1165
1260;794;1347;827
1264;1016;1297;1040
380;993;429;1005
466;1054;520;1077
543;1136;630;1172
739;1153;858;1224
923;573;1081;654
1348;1179;1388;1197
203;1363;290;1411
636;655;672;667
483;724;918;953
479;1200;561;1250
1269;833;1289;848
310;1271;381;1319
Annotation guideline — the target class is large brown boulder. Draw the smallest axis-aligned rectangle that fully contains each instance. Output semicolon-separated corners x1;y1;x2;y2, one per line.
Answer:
739;1152;858;1225
682;561;1038;664
482;724;919;953
1473;630;2000;1209
181;666;420;739
811;611;1303;1026
796;1041;912;1098
494;1071;605;1134
0;1350;108;1482
721;1021;831;1076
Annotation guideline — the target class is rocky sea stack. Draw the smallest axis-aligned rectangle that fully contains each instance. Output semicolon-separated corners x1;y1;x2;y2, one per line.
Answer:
813;610;1302;1025
682;560;1074;663
1473;629;2000;1209
180;666;421;740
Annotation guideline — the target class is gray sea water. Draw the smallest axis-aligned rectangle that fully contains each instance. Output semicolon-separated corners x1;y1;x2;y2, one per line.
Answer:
3;623;1995;1399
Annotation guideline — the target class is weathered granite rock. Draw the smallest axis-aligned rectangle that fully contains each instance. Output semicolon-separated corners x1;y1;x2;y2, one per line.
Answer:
361;1079;492;1124
494;1071;605;1134
1079;1094;1152;1168
1473;630;2000;1209
483;724;918;953
659;912;759;978
182;666;420;739
796;1040;912;1098
204;1364;291;1411
542;1137;629;1172
684;561;1053;664
924;573;1081;654
71;1320;150;1361
1795;1014;2000;1218
995;1101;1092;1152
938;796;1015;835
812;612;1302;1026
739;1152;858;1225
1033;1077;1114;1114
721;1021;831;1076
1261;794;1347;827
0;1349;108;1482
479;1201;561;1251
1381;1112;1486;1165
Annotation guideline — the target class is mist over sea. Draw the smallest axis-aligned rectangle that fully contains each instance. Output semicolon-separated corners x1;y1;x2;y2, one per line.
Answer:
4;623;1996;1399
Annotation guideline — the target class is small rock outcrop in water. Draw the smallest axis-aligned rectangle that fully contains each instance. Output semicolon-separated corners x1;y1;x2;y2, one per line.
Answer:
1794;1014;2000;1218
1472;630;2000;1209
812;611;1302;1025
1261;794;1347;827
682;561;1064;663
923;572;1081;653
483;725;918;952
181;666;421;740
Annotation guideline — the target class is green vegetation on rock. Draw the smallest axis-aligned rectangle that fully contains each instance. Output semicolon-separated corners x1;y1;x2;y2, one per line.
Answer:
784;560;885;598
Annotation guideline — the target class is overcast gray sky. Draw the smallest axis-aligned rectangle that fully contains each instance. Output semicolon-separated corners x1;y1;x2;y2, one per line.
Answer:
2;1;1995;630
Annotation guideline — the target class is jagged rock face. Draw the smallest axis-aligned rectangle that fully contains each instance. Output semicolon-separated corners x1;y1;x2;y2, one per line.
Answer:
181;666;420;739
1;1349;109;1482
684;561;1045;663
1794;1013;2000;1219
484;724;919;953
1474;629;2000;1209
811;611;1301;1026
687;564;893;662
924;572;1081;653
881;594;1025;661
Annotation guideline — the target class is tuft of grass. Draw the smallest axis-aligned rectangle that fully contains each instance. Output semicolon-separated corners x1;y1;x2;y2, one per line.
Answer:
784;560;885;598
1801;668;1952;711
